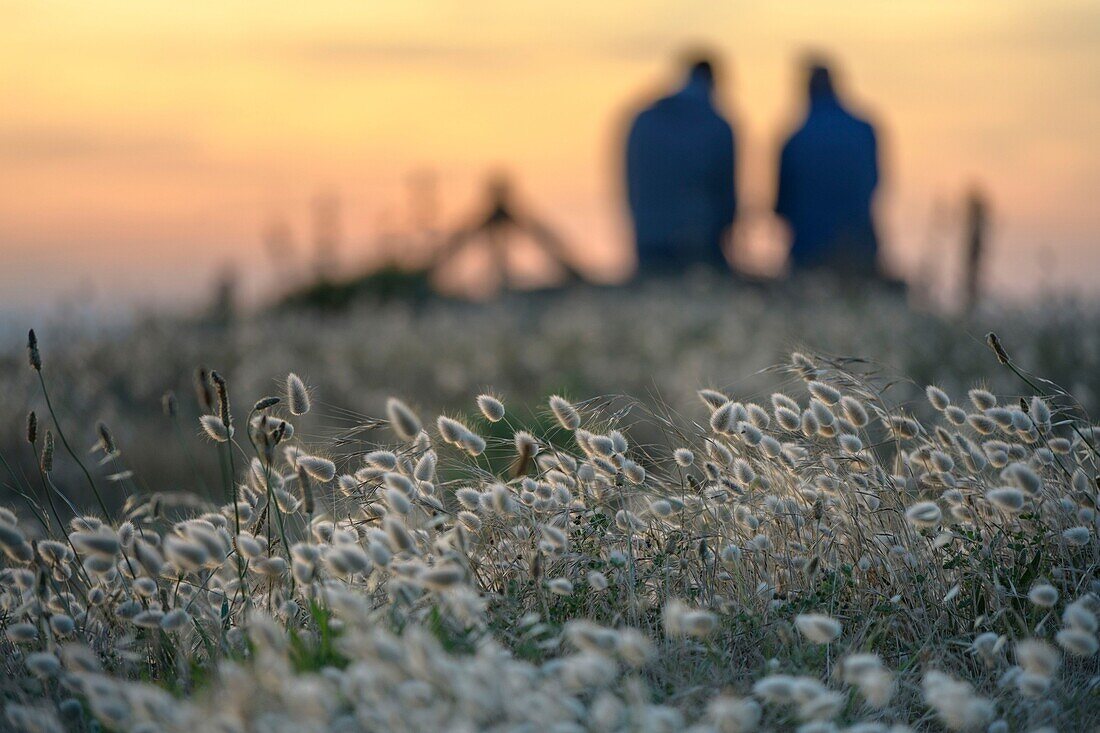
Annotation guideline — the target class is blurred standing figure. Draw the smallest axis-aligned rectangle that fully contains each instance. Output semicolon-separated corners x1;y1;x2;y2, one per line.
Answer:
776;60;880;275
626;56;736;275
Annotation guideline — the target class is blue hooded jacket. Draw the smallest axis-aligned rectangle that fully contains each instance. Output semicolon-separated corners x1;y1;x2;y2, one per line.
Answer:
776;86;879;271
626;74;736;271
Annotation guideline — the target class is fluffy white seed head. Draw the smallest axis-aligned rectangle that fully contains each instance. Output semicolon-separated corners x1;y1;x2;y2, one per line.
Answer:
297;455;336;483
1015;639;1060;678
1027;584;1059;608
807;381;841;406
922;671;995;731
926;385;950;411
548;395;581;430
664;600;718;639
436;415;468;444
698;389;729;410
944;405;967;425
775;406;801;431
1062;526;1091;546
285;372;310;415
986;487;1026;513
968;388;997;410
1056;628;1099;656
794;614;842;644
840;395;868;427
547;577;574;596
386;398;422;442
710;401;737;434
199;414;233;442
1064;600;1098;633
905;501;942;528
476;394;505;422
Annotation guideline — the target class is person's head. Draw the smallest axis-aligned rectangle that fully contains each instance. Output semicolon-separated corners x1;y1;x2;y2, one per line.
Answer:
803;55;840;103
680;50;719;91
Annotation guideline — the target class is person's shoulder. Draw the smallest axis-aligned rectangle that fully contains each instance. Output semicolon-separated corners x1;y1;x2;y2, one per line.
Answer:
633;95;675;123
707;105;733;128
847;111;877;144
785;116;812;144
629;102;663;133
840;103;875;132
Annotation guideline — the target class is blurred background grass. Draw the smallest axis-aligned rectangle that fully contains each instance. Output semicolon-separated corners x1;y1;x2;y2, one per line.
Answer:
5;276;1097;510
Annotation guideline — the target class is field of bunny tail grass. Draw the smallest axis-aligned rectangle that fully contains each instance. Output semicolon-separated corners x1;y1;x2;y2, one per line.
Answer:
1;277;1099;732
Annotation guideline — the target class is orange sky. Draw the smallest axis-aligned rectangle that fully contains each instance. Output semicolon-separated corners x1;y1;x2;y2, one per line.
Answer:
1;1;1098;307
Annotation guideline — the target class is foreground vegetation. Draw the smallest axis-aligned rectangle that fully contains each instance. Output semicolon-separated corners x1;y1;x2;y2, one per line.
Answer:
1;305;1098;730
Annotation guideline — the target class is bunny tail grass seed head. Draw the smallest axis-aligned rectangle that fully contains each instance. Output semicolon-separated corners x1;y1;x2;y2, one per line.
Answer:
512;430;538;477
199;414;233;442
27;329;41;371
926;385;951;411
436;415;468;444
673;448;694;467
905;501;942;528
922;671;995;730
968;388;997;411
285;372;310;415
807;380;841;405
1027;584;1059;608
0;523;32;563
790;351;817;379
549;395;581;430
476;393;506;422
296;465;315;515
663;600;717;639
986;487;1026;512
420;564;465;591
40;430;54;473
386;397;422;442
547;577;574;596
1056;628;1099;656
298;455;336;482
710;401;738;434
840;395;868;426
194;366;216;413
1063;600;1098;632
365;449;398;470
253;396;281;412
698;389;729;410
210;369;231;426
96;421;116;456
986;332;1010;365
161;390;178;417
1015;638;1060;678
1062;526;1091;546
459;431;486;456
794;614;842;644
775;406;801;431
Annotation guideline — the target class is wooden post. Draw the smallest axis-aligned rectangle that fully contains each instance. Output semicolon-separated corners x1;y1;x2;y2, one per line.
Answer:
963;188;988;313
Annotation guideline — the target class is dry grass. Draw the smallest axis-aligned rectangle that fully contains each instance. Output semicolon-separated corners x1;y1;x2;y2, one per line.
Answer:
1;280;1099;731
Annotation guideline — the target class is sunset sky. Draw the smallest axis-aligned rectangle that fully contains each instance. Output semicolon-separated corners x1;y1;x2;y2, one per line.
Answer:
2;0;1098;309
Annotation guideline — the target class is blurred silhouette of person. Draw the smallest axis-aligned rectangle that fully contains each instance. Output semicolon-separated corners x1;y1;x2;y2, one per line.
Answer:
626;54;736;276
775;59;881;276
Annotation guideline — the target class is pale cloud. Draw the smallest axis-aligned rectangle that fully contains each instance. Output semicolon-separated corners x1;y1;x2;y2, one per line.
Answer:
0;127;198;164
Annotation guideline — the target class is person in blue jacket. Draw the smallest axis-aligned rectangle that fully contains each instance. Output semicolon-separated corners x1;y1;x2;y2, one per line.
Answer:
776;60;881;276
626;56;736;276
